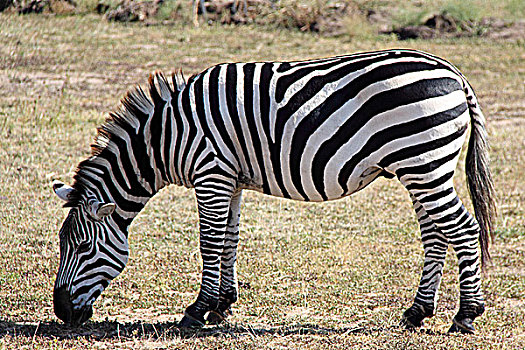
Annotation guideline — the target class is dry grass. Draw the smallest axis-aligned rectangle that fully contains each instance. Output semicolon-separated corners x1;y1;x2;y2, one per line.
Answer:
0;10;524;350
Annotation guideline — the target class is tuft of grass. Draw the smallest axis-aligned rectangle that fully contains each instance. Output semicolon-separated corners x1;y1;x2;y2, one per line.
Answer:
155;0;187;22
392;7;434;28
392;0;484;28
390;0;525;28
263;0;329;32
341;11;378;40
505;0;525;19
440;0;483;23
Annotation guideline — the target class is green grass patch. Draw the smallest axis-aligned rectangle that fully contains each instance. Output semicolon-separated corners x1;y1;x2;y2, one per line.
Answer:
440;0;484;22
505;0;525;17
391;0;525;27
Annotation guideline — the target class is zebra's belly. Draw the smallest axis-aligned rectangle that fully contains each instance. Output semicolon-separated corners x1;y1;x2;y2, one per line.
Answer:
252;161;385;202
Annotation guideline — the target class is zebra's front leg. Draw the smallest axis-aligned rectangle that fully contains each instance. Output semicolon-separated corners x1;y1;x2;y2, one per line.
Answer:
402;196;448;329
178;182;235;330
207;190;242;325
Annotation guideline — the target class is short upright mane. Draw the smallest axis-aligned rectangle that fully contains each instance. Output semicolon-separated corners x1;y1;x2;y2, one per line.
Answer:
65;71;187;206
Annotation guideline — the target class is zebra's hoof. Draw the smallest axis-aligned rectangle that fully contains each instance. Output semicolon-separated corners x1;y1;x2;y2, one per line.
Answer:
400;304;431;329
400;314;423;329
206;307;232;325
206;310;225;325
178;312;205;331
448;318;475;334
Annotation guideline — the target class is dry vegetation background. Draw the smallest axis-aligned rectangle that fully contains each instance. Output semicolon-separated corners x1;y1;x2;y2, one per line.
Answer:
0;0;524;349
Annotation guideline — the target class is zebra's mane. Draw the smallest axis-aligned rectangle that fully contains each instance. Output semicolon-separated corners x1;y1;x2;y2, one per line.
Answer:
64;71;187;207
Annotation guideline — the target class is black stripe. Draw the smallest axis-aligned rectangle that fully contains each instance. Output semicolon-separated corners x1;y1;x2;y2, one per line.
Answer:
258;63;273;141
170;93;184;183
179;79;199;179
417;187;455;204
405;170;455;191
390;145;463;179
72;279;110;299
149;86;168;183
225;64;255;179
78;257;124;277
163;105;174;182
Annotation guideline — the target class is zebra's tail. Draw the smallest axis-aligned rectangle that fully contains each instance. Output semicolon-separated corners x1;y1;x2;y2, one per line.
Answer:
463;79;497;269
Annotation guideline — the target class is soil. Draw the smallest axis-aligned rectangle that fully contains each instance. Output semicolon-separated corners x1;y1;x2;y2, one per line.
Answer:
385;13;525;41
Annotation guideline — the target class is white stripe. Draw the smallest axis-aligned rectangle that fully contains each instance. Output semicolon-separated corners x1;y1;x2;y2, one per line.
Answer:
251;63;282;196
235;64;261;183
217;65;249;175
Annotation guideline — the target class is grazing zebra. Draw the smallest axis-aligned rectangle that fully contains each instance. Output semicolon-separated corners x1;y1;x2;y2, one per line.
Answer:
52;49;496;334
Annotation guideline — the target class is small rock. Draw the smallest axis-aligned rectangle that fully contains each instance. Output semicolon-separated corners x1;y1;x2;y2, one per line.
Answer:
105;0;164;22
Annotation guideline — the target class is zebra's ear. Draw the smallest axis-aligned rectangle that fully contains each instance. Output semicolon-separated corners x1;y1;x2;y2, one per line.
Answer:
90;202;116;220
53;180;75;202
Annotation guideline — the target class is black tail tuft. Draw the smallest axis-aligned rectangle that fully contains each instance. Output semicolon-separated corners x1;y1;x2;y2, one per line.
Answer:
464;82;497;269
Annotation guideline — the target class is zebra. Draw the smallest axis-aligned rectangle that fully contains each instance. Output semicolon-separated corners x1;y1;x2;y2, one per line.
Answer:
52;49;496;334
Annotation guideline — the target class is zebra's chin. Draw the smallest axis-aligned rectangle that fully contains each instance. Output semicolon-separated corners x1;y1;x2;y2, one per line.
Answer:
70;306;93;327
53;286;93;326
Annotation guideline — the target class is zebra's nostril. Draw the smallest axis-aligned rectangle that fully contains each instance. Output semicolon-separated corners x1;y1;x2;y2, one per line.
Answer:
53;286;73;324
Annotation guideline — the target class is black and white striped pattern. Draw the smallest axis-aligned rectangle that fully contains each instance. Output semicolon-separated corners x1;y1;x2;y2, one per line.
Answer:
53;49;495;332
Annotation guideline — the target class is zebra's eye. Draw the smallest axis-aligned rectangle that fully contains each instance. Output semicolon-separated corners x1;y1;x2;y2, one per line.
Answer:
76;241;91;254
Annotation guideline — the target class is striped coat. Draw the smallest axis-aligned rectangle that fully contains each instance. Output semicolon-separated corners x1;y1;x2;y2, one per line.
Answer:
52;49;495;334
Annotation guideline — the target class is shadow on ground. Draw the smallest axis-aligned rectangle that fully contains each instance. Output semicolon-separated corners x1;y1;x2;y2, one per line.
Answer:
0;319;438;340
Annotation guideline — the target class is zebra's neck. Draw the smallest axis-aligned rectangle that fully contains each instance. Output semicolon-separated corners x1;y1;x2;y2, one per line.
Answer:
72;73;196;231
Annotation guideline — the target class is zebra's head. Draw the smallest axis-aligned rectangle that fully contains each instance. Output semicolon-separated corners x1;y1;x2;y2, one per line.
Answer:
52;180;129;326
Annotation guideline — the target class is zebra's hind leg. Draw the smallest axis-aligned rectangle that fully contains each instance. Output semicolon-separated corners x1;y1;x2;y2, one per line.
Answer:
207;190;243;325
403;180;485;334
445;204;486;334
402;195;448;329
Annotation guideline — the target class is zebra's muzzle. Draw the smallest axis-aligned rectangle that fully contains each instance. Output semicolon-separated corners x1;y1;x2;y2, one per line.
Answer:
53;286;93;326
